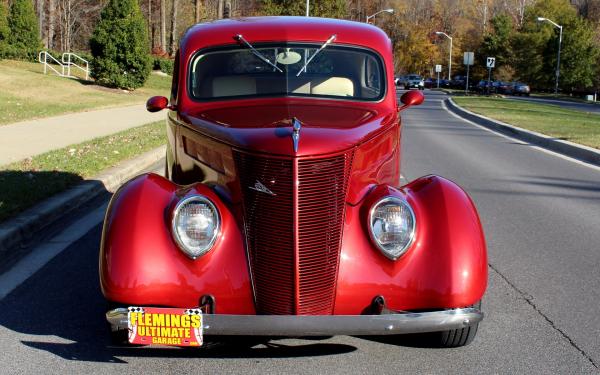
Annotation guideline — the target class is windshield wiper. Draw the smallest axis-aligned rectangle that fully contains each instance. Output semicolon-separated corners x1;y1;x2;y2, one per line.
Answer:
234;34;283;73
296;34;336;77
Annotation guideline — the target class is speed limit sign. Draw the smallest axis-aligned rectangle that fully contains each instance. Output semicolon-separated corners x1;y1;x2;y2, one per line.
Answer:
486;57;496;68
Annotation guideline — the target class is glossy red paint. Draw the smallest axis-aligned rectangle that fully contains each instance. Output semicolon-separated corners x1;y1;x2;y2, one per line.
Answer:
335;176;488;314
100;173;255;313
176;17;396;112
101;17;487;321
399;90;425;110
146;96;169;112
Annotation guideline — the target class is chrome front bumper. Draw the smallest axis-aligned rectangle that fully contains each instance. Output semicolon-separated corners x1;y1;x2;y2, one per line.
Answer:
106;308;483;336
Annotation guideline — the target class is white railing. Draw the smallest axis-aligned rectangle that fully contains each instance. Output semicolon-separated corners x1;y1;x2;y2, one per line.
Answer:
38;51;90;80
61;52;90;80
38;51;66;77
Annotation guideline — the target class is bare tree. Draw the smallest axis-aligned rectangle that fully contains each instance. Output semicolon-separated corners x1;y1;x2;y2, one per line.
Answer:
195;0;201;22
160;0;166;53
36;0;44;41
170;0;178;54
56;0;102;52
48;0;56;49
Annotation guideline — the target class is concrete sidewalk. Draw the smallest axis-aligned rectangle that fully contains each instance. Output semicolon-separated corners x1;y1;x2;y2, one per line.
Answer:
0;104;165;166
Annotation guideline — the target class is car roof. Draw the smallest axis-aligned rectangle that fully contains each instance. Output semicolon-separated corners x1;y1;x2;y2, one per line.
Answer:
180;16;392;56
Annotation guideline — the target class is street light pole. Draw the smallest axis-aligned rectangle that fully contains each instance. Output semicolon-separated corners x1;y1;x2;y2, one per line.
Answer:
366;8;394;24
306;0;309;17
435;31;453;81
537;17;563;95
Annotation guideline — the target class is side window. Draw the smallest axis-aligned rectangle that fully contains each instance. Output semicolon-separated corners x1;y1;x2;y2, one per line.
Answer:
365;55;381;95
170;51;180;105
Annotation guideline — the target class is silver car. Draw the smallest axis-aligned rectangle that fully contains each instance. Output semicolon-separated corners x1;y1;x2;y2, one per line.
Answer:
402;74;424;90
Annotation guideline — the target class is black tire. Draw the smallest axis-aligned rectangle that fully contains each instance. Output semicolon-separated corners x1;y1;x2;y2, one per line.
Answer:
109;328;130;345
420;301;481;348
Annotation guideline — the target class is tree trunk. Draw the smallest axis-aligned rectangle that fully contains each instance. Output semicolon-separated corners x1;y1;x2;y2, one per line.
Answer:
48;0;56;49
169;0;178;55
217;0;223;19
148;0;152;49
195;0;201;23
64;0;71;52
160;0;166;54
37;0;44;42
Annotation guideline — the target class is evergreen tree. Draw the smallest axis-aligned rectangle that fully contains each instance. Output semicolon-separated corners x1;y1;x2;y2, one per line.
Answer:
7;0;41;60
90;0;151;90
0;1;9;57
260;0;346;18
479;14;515;71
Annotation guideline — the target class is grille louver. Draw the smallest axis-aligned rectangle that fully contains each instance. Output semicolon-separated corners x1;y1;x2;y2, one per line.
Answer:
235;151;352;315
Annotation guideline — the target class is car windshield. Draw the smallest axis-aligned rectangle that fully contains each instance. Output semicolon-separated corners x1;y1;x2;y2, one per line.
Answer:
407;75;421;80
189;43;384;101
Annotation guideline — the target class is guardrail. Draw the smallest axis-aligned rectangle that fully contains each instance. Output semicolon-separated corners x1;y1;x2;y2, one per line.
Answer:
61;52;90;80
38;51;90;80
38;51;66;77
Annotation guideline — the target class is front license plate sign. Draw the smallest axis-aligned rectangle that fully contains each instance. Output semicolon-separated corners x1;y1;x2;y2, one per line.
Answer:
127;307;203;346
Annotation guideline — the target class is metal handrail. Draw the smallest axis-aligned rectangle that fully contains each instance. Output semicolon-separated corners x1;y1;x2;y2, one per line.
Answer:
38;51;66;77
61;52;90;80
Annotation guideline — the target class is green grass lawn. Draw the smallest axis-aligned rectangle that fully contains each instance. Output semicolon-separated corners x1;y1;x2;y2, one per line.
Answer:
530;93;600;106
0;60;171;125
0;121;166;222
452;96;600;150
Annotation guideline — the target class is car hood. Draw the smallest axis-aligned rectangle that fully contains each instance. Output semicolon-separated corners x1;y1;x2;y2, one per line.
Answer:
180;101;397;157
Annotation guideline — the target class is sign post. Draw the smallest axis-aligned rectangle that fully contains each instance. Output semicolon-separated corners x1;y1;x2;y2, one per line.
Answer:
463;52;474;94
435;64;442;88
486;57;495;95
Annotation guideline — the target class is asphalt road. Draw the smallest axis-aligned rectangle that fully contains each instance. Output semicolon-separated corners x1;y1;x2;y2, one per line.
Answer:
0;90;599;373
508;95;600;114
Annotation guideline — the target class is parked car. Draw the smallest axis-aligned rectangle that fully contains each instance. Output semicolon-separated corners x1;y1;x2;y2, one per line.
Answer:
511;82;530;96
439;78;452;88
401;74;425;90
496;81;514;95
394;75;404;86
101;17;487;348
476;80;495;93
451;75;466;89
424;77;435;88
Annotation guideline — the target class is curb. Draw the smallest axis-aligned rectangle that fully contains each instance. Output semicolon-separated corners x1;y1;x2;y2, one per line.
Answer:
445;97;600;167
0;145;166;263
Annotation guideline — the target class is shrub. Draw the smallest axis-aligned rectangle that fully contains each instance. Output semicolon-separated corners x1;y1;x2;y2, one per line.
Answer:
89;0;151;89
6;0;41;61
0;1;9;57
153;56;174;75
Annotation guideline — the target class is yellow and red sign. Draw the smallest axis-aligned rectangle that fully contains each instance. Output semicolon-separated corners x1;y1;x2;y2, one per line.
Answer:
127;307;203;346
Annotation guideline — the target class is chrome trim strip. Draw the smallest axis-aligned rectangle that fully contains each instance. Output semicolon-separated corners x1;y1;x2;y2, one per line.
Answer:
106;308;482;336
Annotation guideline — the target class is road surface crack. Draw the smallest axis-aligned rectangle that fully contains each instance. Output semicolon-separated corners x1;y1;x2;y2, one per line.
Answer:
489;264;599;369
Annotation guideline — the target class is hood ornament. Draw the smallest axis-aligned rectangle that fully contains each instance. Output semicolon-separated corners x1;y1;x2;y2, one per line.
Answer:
292;118;301;153
249;180;276;196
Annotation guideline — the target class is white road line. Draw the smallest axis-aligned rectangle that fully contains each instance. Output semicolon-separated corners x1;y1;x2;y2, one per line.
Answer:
440;100;600;173
0;205;106;300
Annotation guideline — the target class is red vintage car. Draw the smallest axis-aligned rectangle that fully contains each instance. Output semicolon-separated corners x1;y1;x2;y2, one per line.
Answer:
101;16;487;348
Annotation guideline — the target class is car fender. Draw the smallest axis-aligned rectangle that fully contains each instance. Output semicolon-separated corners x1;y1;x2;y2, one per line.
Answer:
99;173;255;313
334;175;488;313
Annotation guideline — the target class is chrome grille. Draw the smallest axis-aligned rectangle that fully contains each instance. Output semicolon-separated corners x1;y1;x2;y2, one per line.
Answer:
235;151;352;315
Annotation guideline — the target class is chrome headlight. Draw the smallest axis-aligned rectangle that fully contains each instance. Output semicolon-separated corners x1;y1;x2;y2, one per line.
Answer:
172;195;220;259
368;196;416;260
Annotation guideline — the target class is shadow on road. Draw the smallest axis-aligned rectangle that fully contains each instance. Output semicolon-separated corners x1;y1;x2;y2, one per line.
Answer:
0;225;358;363
471;175;600;202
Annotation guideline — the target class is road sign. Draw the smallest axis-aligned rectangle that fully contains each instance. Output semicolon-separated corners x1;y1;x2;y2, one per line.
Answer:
487;57;496;68
464;52;474;66
435;64;442;73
